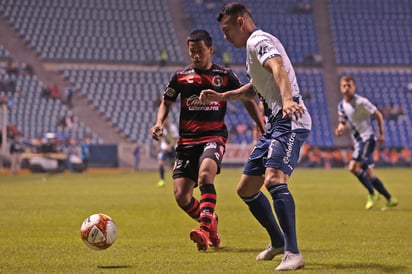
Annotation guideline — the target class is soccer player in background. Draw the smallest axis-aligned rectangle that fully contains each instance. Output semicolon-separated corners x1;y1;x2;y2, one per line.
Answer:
156;117;178;187
151;29;264;251
200;2;311;270
335;75;398;210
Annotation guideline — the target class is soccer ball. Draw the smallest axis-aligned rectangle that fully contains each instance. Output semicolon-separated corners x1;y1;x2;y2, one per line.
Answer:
80;213;117;250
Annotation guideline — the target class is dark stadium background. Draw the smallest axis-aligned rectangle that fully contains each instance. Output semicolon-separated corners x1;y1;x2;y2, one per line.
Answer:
0;0;411;170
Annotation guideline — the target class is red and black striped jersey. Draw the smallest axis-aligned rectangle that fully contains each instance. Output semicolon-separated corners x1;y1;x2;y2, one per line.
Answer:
163;63;243;145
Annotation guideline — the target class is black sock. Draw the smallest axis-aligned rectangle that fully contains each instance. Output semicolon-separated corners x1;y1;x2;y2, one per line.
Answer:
242;191;284;248
371;177;391;200
268;184;299;254
159;165;164;180
356;170;374;194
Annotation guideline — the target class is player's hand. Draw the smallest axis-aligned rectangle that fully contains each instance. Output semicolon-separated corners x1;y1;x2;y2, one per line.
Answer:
282;100;304;120
335;127;343;136
199;89;221;103
377;134;384;145
151;124;163;141
335;123;346;136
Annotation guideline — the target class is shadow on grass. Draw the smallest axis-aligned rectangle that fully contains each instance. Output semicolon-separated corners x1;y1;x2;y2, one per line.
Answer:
97;265;133;269
310;262;409;273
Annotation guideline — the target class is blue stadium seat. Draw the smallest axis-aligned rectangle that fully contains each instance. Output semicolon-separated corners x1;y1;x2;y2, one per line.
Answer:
0;0;185;64
183;0;319;65
329;0;411;65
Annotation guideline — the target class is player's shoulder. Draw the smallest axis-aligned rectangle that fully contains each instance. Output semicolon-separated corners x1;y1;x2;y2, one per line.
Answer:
355;94;371;103
248;29;277;46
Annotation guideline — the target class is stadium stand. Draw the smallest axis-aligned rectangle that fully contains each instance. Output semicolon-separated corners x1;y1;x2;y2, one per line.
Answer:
0;45;10;59
0;0;185;64
60;66;179;143
183;0;319;65
0;58;101;143
329;0;412;65
1;0;411;168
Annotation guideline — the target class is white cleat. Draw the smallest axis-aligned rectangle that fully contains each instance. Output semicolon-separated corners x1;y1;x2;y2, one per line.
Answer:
275;251;305;271
256;244;284;261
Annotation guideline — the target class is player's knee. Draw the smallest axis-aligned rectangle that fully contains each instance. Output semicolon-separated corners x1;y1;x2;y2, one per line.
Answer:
236;183;259;198
174;189;189;207
348;166;358;174
236;184;244;197
198;169;216;186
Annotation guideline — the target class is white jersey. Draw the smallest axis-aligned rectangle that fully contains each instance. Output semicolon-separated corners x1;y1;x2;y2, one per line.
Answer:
338;94;377;143
160;123;179;150
246;29;311;130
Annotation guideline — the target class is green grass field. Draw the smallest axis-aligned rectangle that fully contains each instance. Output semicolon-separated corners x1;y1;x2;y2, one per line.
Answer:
0;168;410;273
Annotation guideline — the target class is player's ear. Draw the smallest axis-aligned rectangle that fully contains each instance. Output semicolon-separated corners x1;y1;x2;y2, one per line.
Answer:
236;16;244;28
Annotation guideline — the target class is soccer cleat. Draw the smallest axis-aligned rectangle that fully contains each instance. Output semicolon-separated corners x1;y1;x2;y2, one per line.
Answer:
208;213;220;248
190;228;209;251
256;244;284;261
157;180;165;187
365;192;379;209
381;197;398;211
275;251;305;271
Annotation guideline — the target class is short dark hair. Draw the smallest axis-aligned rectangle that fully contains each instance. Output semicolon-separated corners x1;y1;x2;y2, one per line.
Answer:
341;75;356;84
217;2;251;22
187;29;213;47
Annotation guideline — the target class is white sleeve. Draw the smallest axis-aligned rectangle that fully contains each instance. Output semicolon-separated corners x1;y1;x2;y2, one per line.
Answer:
361;97;377;114
250;35;281;66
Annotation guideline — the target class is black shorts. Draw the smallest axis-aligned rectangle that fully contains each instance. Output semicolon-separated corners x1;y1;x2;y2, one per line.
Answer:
172;142;225;186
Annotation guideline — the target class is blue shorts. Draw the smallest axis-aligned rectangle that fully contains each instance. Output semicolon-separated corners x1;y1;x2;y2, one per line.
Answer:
158;149;176;162
352;137;376;166
243;113;310;177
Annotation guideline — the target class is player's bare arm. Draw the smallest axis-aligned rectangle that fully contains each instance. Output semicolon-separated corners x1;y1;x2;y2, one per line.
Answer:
264;57;304;120
373;110;385;144
151;99;172;141
335;122;347;136
241;99;265;134
199;83;257;103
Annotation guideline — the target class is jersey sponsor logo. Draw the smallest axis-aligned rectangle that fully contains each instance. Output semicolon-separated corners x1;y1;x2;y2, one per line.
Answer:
186;95;220;111
283;132;296;164
165;87;176;97
204;142;217;150
212;75;223;87
255;39;277;59
258;45;269;58
179;74;202;84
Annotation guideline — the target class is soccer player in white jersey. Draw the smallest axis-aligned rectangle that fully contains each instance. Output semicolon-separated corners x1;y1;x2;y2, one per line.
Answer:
200;2;311;271
335;75;398;210
156;117;178;187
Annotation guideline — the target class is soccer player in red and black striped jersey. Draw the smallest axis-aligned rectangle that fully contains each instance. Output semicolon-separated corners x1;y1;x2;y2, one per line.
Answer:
151;29;264;251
